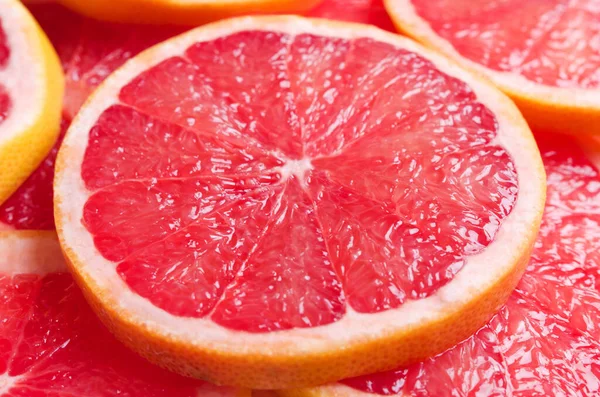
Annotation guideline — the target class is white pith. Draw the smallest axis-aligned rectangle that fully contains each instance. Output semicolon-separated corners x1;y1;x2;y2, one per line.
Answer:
279;158;313;181
0;373;20;395
384;0;600;109
0;0;48;146
55;16;546;358
0;231;66;276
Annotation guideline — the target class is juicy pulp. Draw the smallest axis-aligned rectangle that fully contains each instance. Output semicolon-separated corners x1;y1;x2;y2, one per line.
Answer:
0;269;225;396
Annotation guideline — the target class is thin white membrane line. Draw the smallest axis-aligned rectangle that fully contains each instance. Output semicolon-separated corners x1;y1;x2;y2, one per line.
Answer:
4;285;39;378
87;173;279;195
115;70;291;164
176;44;294;162
513;0;572;73
205;183;289;320
98;181;282;267
298;176;348;307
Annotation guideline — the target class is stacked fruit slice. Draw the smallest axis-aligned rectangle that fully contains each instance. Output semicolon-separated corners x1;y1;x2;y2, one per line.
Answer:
54;15;545;389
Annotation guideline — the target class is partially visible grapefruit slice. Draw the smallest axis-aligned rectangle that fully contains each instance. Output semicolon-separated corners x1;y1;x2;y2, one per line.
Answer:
0;232;246;397
286;132;600;396
58;0;323;25
384;0;600;136
0;4;183;231
54;16;545;389
0;0;63;205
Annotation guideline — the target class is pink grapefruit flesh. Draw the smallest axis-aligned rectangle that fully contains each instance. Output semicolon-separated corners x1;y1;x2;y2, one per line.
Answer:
335;133;600;395
409;0;600;89
78;28;519;333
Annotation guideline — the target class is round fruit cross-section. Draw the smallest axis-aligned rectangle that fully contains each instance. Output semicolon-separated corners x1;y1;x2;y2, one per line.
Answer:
58;0;323;25
54;16;546;389
0;0;63;205
0;232;246;397
285;132;600;397
384;0;600;136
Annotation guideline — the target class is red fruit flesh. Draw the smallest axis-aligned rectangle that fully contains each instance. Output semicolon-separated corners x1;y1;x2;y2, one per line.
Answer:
342;133;600;396
0;271;217;396
410;0;600;88
309;0;395;31
81;31;518;332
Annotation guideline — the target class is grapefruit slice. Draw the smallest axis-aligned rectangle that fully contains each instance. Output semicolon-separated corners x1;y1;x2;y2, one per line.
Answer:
384;0;600;136
0;232;246;397
0;0;63;206
54;16;546;389
0;4;184;231
58;0;323;25
288;132;600;396
308;0;395;31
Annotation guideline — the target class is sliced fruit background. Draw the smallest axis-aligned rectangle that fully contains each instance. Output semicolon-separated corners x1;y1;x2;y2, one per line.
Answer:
0;233;246;397
384;0;600;135
3;0;598;396
0;0;63;206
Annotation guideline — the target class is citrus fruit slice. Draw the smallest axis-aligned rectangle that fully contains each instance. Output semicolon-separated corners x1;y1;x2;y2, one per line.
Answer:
384;0;600;136
287;132;600;396
308;0;395;31
0;4;184;231
58;0;323;25
0;0;63;206
0;232;246;397
54;16;546;389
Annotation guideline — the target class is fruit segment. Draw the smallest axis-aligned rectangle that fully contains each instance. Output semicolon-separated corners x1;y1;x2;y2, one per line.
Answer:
334;134;600;396
80;30;518;332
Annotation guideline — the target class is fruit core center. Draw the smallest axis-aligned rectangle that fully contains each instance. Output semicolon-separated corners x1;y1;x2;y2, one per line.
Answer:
0;373;17;394
280;158;313;181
